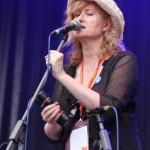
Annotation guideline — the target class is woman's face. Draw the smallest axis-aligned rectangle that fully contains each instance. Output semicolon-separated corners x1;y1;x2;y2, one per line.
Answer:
72;3;109;41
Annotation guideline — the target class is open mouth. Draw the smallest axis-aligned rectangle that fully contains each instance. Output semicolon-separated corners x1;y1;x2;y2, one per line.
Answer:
81;25;85;28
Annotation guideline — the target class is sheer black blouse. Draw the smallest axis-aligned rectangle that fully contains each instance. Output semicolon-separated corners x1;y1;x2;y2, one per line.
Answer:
51;51;142;150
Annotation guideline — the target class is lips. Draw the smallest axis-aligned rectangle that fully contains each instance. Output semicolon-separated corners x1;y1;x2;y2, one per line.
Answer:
81;25;85;28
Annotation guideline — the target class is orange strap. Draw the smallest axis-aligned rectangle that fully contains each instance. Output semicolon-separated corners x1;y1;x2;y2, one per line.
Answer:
79;58;102;117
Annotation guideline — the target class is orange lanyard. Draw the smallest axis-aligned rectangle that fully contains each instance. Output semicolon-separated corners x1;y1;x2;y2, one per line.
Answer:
79;58;102;117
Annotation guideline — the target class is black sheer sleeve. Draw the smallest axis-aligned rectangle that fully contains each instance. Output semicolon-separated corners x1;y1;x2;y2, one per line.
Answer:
99;53;138;120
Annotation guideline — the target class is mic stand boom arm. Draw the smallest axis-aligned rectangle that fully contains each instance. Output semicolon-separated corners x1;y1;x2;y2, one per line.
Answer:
6;34;68;150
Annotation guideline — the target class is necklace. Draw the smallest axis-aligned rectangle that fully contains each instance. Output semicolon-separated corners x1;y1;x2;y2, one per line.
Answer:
85;58;100;78
87;72;92;78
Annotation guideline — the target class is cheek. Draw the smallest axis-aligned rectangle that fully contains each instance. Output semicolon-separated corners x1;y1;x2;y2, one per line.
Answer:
91;23;104;34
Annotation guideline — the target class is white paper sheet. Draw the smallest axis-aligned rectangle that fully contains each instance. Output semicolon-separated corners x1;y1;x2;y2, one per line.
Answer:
70;125;89;150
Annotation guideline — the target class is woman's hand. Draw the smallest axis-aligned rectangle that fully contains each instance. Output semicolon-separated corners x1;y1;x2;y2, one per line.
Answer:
41;102;62;126
45;50;65;79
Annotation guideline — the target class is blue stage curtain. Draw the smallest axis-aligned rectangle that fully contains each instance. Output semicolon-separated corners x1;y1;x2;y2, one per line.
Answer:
0;0;149;149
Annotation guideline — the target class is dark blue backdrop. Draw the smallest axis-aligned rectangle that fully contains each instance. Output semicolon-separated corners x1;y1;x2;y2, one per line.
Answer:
0;0;150;149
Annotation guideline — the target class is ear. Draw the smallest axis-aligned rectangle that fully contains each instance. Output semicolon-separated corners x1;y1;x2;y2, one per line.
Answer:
103;18;111;32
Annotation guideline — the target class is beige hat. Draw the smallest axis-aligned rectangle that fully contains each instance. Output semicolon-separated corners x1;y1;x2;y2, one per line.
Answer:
67;0;125;40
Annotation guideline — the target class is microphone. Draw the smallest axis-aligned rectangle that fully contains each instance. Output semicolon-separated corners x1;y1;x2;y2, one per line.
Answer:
50;20;81;36
35;90;69;127
86;106;112;115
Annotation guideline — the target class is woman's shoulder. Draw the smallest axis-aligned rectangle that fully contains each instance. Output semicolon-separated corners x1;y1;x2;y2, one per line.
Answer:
115;50;136;59
111;50;137;64
103;51;137;67
116;51;137;65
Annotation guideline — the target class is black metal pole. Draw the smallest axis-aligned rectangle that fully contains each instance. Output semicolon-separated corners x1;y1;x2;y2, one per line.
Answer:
6;34;68;150
96;114;112;150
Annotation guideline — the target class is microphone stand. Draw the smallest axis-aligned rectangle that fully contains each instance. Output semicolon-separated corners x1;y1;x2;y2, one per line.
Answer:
6;33;68;150
96;114;112;150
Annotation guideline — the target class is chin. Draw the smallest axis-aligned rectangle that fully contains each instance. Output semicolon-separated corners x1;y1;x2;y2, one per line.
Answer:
73;33;86;39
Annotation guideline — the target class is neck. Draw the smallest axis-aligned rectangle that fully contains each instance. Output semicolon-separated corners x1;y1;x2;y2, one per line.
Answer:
81;38;102;58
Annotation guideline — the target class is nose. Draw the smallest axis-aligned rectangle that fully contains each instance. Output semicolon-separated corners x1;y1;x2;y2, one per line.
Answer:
77;13;84;23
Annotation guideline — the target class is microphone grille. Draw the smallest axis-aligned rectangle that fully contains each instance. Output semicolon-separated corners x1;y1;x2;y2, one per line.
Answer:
71;20;81;31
